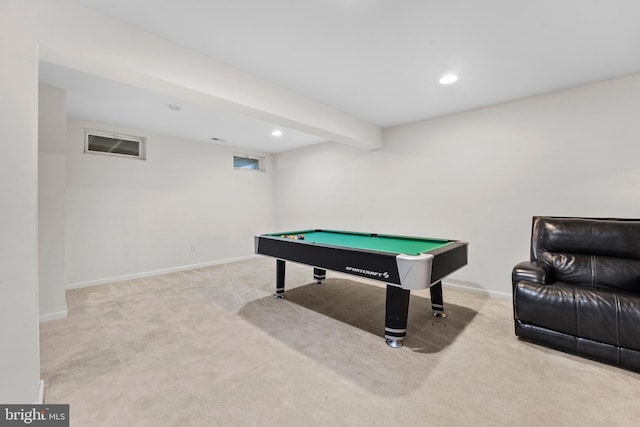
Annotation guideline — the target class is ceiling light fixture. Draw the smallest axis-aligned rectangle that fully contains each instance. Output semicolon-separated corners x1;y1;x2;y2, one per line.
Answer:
439;74;458;85
271;130;283;137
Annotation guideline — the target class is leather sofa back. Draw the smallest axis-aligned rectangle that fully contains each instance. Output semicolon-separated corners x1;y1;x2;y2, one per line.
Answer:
531;217;640;292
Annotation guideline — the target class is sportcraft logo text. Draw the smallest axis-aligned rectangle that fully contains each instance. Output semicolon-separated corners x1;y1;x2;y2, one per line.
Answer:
345;266;390;279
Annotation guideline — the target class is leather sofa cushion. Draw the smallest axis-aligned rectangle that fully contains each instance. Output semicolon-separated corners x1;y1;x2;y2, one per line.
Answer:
514;280;640;352
532;217;640;260
530;217;640;292
515;321;640;372
538;251;640;292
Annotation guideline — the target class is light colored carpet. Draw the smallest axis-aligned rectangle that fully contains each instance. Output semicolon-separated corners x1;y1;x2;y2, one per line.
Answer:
40;258;640;426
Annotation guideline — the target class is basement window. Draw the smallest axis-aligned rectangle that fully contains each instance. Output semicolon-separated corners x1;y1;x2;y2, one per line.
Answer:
84;130;146;160
233;154;264;172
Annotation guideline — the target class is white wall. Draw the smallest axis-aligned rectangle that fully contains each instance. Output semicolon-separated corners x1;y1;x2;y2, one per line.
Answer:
274;74;640;297
0;1;41;403
65;120;276;287
39;85;68;321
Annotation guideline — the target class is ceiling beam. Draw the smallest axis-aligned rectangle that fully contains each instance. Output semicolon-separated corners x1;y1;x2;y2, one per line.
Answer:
31;0;382;151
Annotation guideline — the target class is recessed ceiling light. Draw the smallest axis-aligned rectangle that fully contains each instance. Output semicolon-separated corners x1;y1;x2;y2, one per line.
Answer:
439;74;458;85
271;130;283;137
166;104;181;111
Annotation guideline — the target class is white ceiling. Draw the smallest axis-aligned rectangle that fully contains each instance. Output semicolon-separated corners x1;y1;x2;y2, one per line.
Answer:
39;62;327;153
40;0;640;153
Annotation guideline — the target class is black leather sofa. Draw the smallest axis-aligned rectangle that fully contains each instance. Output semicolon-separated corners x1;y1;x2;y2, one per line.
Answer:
512;216;640;371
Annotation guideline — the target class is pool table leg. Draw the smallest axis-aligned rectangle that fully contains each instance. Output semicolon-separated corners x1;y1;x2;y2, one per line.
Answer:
385;285;410;348
313;267;326;284
430;281;447;318
275;259;286;299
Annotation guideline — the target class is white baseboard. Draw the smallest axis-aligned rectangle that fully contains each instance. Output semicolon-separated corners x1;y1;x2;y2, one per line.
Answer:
39;305;68;323
66;255;259;290
63;255;513;299
37;379;44;404
444;280;511;299
327;271;511;299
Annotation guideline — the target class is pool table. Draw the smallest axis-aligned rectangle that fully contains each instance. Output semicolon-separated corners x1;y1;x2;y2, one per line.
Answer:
254;229;468;347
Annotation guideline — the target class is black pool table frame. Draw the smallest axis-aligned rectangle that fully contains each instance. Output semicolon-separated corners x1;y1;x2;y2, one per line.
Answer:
255;230;468;347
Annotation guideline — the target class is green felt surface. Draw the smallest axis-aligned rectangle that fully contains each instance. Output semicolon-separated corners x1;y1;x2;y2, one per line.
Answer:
273;230;449;255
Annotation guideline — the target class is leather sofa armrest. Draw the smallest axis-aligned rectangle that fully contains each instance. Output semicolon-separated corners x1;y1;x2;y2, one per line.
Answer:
512;261;552;287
